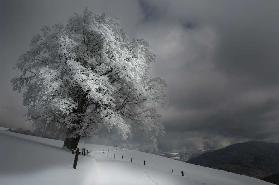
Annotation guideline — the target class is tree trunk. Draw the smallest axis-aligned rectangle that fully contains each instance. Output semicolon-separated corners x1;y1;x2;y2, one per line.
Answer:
63;86;89;151
63;135;80;150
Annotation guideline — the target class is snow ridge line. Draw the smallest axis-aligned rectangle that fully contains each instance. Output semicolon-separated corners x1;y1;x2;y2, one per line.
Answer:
0;130;64;148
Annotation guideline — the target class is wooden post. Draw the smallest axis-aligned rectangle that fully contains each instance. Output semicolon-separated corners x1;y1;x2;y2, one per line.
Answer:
73;148;80;169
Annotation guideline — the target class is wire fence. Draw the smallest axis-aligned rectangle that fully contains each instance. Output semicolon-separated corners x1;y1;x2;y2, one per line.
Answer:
79;145;187;177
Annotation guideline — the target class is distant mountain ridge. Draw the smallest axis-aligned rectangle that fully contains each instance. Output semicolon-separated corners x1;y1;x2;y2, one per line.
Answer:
188;141;279;183
263;174;279;184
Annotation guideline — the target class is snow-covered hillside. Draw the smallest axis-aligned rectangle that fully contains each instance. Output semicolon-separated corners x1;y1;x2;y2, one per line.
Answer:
0;128;273;185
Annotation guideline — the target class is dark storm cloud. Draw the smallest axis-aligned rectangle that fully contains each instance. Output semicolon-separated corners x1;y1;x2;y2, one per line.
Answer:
216;31;279;86
137;0;279;151
138;0;168;22
165;98;279;138
138;0;159;21
1;0;279;152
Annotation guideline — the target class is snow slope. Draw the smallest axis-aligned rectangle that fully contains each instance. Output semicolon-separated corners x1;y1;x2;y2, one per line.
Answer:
0;128;274;185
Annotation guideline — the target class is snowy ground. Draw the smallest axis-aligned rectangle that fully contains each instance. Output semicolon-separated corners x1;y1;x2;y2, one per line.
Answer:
0;128;274;185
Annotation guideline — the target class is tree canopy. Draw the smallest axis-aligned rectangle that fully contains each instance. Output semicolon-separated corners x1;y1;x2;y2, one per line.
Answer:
12;9;166;149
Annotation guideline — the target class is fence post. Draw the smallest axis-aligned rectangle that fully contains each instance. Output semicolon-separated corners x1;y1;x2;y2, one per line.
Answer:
82;148;86;156
73;148;80;169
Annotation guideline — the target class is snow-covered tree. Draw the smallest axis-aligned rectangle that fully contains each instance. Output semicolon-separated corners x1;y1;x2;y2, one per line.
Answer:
12;9;166;150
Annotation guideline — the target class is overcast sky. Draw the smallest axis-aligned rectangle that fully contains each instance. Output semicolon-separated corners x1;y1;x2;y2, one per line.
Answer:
1;0;279;152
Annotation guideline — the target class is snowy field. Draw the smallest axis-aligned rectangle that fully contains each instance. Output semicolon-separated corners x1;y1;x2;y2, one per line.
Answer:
0;128;273;185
